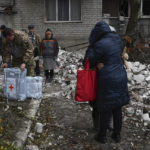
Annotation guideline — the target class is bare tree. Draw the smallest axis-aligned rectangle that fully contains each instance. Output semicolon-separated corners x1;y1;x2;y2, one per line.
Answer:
126;0;141;35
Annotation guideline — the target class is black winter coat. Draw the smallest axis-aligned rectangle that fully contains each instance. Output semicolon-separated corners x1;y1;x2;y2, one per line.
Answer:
84;21;130;112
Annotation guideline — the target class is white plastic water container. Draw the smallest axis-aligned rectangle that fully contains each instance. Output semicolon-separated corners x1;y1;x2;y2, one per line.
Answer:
26;77;43;99
4;68;27;101
18;69;27;101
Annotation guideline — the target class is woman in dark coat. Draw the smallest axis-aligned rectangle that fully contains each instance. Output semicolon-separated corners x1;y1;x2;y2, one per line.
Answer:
84;21;130;143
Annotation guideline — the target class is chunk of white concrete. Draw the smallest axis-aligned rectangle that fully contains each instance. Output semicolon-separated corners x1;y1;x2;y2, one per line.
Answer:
133;74;145;84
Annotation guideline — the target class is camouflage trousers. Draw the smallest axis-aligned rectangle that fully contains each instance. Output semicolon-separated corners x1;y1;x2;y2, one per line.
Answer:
12;59;35;76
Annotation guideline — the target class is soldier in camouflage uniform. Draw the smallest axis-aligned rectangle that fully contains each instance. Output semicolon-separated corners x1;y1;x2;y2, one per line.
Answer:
2;28;35;76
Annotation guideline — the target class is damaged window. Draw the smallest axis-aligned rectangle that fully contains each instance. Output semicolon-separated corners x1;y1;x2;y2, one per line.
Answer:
45;0;81;21
119;0;129;17
102;0;129;17
143;0;150;16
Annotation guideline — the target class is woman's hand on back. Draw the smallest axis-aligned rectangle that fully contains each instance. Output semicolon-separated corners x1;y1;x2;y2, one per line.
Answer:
97;63;104;70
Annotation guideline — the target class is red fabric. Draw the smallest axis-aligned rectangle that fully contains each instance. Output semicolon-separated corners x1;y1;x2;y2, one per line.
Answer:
75;59;97;102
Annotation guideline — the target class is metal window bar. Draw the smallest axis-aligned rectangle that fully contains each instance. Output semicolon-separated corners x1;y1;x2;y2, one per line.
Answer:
56;0;58;21
69;0;71;21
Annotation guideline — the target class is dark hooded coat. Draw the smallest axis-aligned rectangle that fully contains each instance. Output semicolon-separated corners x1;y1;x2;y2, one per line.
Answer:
84;21;130;112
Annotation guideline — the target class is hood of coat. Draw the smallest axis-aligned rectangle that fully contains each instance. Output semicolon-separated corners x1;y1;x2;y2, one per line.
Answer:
89;21;111;45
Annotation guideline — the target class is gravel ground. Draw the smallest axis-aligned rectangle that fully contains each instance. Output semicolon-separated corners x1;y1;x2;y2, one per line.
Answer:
0;95;32;149
25;82;150;150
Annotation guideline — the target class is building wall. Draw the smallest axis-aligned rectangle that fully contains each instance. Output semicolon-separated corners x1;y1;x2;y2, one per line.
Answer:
1;0;149;47
0;0;12;5
0;0;14;27
11;0;102;47
0;15;13;28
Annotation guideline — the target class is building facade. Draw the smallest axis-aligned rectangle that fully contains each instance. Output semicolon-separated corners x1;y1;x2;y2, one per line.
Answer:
0;0;102;47
0;0;150;47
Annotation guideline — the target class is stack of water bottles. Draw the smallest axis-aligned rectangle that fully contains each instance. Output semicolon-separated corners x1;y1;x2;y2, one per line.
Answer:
3;68;43;101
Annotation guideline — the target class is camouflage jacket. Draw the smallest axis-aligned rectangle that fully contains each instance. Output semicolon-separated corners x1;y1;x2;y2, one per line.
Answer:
2;30;34;64
35;33;41;53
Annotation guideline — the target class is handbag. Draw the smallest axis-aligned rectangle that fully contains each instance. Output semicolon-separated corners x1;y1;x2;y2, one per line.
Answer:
75;59;97;102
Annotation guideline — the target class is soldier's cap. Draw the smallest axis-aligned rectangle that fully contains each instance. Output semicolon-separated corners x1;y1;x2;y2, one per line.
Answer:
28;25;35;29
0;25;6;30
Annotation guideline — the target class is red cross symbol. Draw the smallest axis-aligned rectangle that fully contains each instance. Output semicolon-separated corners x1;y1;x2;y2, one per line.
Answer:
9;85;14;91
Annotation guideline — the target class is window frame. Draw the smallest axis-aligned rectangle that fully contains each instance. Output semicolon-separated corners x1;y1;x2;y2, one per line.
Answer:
140;0;150;18
44;0;82;23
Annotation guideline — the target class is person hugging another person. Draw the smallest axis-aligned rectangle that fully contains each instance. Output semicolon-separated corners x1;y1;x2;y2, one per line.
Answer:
84;21;130;144
41;29;59;83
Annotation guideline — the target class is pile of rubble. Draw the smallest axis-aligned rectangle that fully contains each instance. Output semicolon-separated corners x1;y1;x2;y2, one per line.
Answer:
53;50;150;128
54;50;150;101
54;50;84;99
127;61;150;99
126;60;150;127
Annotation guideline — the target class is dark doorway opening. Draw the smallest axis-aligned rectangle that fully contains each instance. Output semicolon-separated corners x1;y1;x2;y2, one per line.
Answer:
143;0;150;16
102;0;129;17
119;0;129;17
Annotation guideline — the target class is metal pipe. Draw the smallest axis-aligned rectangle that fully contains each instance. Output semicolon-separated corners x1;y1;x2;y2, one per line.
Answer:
62;42;88;49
